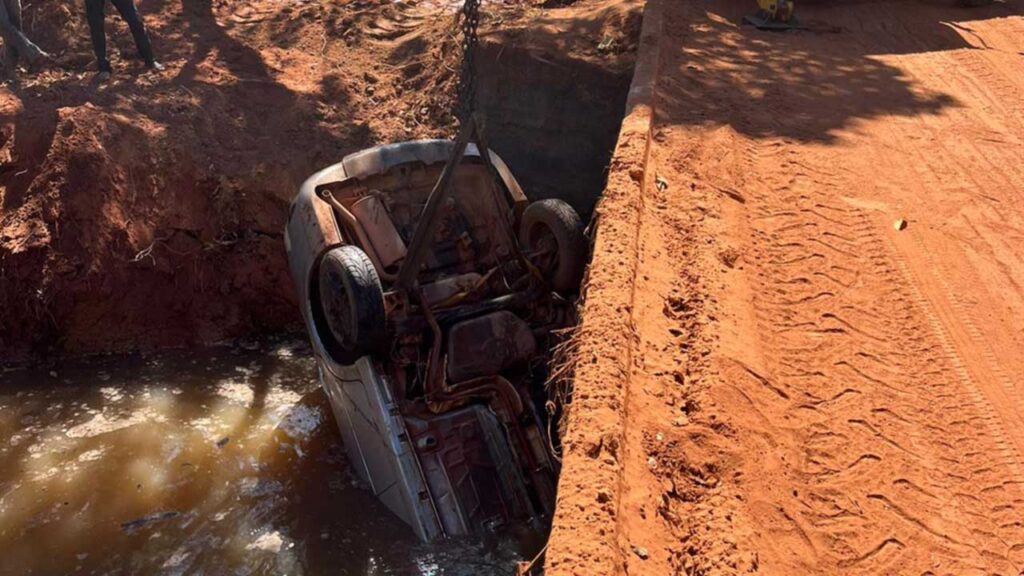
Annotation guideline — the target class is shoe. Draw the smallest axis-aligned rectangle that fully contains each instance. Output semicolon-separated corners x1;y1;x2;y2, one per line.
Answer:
97;59;113;76
97;70;112;82
146;60;165;72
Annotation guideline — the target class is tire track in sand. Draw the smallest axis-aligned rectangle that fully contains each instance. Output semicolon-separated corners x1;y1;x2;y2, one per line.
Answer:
640;1;1024;574
743;146;1024;574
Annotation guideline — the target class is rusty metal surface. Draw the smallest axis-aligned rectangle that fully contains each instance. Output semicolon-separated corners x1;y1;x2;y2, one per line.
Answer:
284;169;343;331
395;124;475;291
313;139;525;200
446;311;536;383
350;195;408;272
288;140;526;306
286;138;579;544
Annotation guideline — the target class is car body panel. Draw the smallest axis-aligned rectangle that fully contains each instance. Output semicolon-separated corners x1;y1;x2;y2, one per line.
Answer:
319;356;442;542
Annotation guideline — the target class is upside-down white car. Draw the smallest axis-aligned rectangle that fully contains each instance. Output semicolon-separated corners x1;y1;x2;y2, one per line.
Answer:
285;140;586;541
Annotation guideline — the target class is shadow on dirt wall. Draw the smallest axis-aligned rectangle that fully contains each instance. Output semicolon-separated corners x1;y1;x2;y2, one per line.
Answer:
0;0;636;356
0;0;379;355
476;40;634;219
655;0;1022;143
0;344;410;575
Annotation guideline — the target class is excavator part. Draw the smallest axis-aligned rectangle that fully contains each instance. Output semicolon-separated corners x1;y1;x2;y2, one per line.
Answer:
744;0;803;30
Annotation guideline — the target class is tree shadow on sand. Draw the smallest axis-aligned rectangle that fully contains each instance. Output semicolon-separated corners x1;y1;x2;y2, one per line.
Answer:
651;0;1023;143
0;0;380;356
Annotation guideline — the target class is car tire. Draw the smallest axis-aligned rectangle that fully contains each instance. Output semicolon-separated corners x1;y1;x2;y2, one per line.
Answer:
318;245;387;363
519;199;587;294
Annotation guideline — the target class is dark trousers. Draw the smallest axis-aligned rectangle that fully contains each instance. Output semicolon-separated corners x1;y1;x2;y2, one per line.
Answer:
85;0;154;72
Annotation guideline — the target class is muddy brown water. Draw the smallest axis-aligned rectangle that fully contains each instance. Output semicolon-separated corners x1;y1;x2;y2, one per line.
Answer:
0;337;539;575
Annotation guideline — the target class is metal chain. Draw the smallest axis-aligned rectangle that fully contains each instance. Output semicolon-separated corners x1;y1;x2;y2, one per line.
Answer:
455;0;481;124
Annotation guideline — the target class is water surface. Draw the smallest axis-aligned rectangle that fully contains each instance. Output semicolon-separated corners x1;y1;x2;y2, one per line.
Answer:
0;338;532;575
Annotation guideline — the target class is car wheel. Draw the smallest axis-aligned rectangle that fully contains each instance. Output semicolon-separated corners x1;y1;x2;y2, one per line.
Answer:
318;245;387;363
519;199;587;294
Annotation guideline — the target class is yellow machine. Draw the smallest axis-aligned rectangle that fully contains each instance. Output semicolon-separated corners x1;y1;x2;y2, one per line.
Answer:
744;0;799;30
746;0;992;30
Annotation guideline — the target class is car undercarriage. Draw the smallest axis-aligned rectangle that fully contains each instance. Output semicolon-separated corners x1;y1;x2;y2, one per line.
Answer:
285;140;586;541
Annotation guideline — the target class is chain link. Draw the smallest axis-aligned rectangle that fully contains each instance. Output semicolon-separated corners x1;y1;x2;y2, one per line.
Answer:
455;0;481;124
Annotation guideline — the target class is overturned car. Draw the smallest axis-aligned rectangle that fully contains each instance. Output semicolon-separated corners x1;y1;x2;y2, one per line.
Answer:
284;140;586;541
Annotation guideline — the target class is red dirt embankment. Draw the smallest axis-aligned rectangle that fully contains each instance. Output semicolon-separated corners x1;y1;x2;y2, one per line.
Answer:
548;0;1024;574
0;0;638;360
1;0;414;358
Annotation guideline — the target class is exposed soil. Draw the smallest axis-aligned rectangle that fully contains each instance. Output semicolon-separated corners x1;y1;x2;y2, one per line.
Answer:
0;0;638;360
547;0;1024;574
10;0;1024;574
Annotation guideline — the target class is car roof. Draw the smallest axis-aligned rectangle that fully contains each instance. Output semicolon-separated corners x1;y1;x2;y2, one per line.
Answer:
341;139;485;181
304;140;525;205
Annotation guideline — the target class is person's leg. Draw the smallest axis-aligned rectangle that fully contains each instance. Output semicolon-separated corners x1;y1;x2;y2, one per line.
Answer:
109;0;154;66
0;1;15;75
84;0;111;72
3;0;20;64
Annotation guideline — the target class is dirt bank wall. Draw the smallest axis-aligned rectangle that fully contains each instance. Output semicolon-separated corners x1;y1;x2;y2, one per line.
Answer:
0;0;638;361
549;1;1024;574
544;0;661;572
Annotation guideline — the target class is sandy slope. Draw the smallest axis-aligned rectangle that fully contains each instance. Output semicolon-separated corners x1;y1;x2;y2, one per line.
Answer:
550;0;1024;574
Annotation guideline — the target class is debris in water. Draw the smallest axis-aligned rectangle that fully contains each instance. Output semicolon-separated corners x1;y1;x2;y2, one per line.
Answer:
215;380;255;406
632;546;650;560
121;511;181;533
161;546;190;569
894;218;908;231
247;531;284;554
100;387;124;402
77;448;106;462
239;477;283;497
277;404;322;441
216;436;230;449
66;408;164;438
